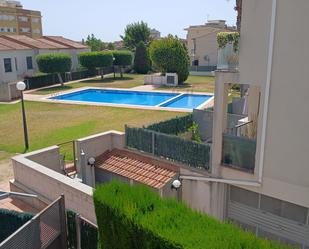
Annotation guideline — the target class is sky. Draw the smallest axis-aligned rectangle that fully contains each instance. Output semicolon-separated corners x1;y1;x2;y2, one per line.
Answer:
21;0;236;42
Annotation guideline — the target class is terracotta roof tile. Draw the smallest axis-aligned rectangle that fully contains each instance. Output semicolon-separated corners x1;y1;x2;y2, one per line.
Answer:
95;149;179;189
44;36;88;49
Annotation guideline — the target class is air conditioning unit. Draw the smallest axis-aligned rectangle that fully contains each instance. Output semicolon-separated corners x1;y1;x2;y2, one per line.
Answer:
165;73;178;86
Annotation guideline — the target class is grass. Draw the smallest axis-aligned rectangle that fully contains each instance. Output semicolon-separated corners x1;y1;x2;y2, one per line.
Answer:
32;74;215;95
33;74;145;95
156;75;215;93
0;101;184;156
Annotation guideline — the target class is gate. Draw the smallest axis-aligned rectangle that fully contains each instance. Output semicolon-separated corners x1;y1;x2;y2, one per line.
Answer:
0;195;67;249
58;141;77;177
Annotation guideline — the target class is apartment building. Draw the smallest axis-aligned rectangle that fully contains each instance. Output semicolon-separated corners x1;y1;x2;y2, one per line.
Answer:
150;28;161;40
185;20;235;67
205;0;309;247
0;35;89;101
0;0;42;38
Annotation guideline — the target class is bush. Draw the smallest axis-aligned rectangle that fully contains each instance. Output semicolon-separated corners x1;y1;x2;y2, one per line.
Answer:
133;41;151;74
94;181;291;249
36;53;72;74
78;51;113;70
0;209;33;243
149;37;189;83
146;114;193;135
112;50;133;77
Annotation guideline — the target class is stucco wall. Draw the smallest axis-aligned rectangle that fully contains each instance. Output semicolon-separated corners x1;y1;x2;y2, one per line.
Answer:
220;0;309;209
12;151;96;223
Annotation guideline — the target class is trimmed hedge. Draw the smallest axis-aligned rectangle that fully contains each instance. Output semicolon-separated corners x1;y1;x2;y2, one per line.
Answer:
94;181;291;249
0;209;33;243
112;50;133;66
146;114;193;135
36;53;72;74
78;51;114;69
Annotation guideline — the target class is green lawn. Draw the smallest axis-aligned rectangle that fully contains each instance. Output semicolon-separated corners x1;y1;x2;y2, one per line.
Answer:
33;74;145;95
32;74;215;95
0;101;183;156
156;75;215;93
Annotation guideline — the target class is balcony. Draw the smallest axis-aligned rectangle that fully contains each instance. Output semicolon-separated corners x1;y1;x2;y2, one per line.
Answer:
217;43;239;71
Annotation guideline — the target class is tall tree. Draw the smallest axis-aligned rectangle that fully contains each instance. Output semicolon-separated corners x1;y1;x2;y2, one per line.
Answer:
134;41;151;74
85;34;103;51
121;21;151;50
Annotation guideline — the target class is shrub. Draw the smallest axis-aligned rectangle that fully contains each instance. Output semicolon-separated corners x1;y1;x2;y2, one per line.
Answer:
0;209;33;242
94;181;291;249
112;50;133;77
149;37;189;83
78;51;113;70
133;41;151;74
36;53;72;85
78;51;113;78
36;53;72;74
217;32;240;52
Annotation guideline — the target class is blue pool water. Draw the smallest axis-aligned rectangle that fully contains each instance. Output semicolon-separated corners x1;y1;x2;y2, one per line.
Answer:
162;94;212;109
50;89;212;110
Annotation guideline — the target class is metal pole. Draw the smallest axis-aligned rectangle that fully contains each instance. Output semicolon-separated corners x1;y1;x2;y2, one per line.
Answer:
20;91;29;150
75;213;81;249
59;194;68;249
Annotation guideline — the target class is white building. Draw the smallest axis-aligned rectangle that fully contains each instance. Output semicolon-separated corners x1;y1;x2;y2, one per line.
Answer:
0;35;89;101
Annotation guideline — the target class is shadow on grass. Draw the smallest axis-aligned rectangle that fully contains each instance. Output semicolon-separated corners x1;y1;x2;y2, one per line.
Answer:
81;76;134;84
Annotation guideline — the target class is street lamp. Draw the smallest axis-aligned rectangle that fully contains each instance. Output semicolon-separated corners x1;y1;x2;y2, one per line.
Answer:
16;81;29;150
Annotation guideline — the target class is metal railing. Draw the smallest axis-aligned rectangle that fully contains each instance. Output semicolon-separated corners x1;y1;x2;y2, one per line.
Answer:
58;141;77;177
226;120;253;137
0;195;67;249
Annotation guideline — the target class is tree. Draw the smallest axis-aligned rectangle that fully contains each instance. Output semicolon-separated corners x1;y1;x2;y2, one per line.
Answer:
121;21;151;50
149;37;189;83
78;51;113;79
85;34;103;51
112;50;133;78
36;53;72;86
133;41;151;74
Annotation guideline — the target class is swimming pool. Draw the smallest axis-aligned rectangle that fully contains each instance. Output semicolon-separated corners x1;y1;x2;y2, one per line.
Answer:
49;89;213;110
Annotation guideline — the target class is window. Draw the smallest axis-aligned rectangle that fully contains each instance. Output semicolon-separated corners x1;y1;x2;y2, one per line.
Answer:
32;17;40;23
18;16;28;22
26;56;33;70
32;28;41;34
0;15;15;21
20;27;30;33
4;58;12;73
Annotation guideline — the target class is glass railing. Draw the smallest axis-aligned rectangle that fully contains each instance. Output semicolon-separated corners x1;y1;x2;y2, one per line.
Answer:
221;133;256;172
217;43;239;70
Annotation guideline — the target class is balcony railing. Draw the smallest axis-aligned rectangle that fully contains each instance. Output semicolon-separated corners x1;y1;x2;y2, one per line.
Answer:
221;132;256;172
217;43;239;71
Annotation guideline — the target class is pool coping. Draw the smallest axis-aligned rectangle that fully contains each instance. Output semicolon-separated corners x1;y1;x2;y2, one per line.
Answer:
26;87;214;113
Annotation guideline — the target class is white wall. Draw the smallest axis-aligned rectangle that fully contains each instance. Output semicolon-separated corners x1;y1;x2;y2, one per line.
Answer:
0;49;36;84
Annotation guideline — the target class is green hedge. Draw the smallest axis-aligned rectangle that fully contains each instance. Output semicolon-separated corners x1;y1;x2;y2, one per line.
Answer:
146;114;193;135
154;132;210;169
94;181;290;249
36;53;72;74
0;209;33;243
78;51;114;69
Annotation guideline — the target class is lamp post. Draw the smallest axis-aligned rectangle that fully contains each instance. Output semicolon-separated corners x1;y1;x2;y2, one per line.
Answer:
16;81;29;150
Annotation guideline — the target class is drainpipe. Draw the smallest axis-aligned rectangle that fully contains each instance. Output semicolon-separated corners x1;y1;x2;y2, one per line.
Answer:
258;0;277;183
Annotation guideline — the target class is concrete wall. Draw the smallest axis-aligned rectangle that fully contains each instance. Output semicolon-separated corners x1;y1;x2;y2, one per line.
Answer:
26;146;62;173
193;109;213;141
11;148;96;224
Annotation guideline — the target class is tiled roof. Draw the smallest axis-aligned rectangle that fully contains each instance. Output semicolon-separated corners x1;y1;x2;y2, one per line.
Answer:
0;35;89;50
95;149;179;189
0;36;30;50
44;36;88;49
